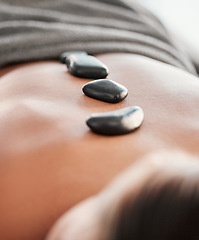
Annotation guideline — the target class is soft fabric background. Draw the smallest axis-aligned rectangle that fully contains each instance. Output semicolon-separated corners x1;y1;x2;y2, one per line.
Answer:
0;0;196;74
139;0;199;73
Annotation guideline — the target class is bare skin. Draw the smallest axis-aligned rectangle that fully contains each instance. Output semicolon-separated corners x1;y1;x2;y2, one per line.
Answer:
0;53;199;240
46;150;199;240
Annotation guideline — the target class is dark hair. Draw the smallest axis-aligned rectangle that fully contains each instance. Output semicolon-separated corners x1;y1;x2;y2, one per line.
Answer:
110;176;199;240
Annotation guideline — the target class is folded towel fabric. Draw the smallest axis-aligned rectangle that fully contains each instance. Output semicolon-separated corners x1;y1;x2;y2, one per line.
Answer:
0;0;196;75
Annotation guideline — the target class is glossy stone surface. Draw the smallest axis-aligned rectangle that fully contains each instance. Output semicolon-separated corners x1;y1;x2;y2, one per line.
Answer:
65;54;109;79
86;106;144;135
82;79;128;103
59;51;87;64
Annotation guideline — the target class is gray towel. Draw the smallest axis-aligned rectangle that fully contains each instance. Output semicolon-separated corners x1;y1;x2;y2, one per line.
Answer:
0;0;197;75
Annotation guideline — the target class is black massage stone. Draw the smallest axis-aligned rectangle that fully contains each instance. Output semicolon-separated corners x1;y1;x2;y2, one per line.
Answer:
64;53;109;79
82;79;128;103
86;106;144;135
59;51;87;64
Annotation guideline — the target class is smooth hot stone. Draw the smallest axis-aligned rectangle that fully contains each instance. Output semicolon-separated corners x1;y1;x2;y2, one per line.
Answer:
59;51;87;64
82;79;128;103
86;106;144;135
65;54;109;79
